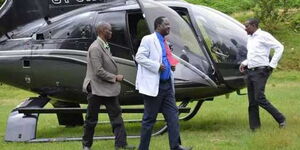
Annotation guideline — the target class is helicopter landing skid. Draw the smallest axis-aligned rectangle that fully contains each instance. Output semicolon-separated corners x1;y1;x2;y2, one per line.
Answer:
21;100;207;143
4;100;190;143
22;124;168;143
97;99;207;124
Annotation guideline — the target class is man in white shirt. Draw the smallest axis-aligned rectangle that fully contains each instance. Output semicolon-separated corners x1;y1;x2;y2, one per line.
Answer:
239;18;286;131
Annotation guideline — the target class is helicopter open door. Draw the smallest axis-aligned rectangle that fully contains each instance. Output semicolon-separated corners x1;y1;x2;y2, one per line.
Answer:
136;0;217;87
188;5;248;89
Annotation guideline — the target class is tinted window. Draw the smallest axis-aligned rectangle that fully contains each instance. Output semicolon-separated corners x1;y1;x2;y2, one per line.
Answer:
95;11;132;60
192;6;248;64
42;12;95;39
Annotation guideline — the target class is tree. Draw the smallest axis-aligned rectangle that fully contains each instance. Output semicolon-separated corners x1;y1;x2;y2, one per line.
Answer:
0;0;5;6
253;0;291;31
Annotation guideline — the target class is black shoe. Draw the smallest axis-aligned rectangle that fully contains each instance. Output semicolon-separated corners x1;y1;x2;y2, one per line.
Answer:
279;120;286;128
115;145;136;150
83;146;91;150
172;145;192;150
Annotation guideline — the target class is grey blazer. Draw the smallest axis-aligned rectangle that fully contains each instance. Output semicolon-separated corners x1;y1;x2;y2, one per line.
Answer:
82;39;120;97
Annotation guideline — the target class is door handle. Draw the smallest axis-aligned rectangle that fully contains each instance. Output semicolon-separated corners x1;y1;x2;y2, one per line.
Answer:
23;60;31;68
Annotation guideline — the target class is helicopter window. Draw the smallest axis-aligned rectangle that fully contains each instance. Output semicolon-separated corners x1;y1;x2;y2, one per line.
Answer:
192;6;247;64
171;7;192;25
127;12;150;54
7;19;47;39
41;12;95;39
95;11;132;60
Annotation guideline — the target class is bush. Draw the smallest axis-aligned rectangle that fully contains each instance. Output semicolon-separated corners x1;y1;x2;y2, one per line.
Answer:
291;13;300;32
253;0;294;32
0;0;4;6
186;0;255;14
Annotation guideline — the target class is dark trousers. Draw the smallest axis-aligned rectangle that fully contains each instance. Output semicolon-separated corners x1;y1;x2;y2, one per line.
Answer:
82;94;127;148
246;68;285;130
138;80;181;150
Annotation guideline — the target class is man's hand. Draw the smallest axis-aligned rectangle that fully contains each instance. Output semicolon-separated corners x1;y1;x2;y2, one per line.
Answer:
159;64;165;72
116;75;124;82
171;66;176;71
239;64;246;73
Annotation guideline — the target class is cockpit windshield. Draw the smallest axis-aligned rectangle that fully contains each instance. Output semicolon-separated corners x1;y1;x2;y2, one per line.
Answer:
192;5;248;64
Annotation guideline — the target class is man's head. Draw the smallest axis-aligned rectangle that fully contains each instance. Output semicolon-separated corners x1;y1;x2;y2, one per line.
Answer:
244;18;259;35
154;16;170;36
96;22;112;41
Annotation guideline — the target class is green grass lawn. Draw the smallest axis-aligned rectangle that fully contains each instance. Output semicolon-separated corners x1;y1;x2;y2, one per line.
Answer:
0;71;300;150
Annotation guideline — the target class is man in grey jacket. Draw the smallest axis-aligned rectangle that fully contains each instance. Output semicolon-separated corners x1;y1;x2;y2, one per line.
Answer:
82;22;135;150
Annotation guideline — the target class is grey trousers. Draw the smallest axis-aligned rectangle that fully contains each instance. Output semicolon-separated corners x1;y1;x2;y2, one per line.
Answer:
246;68;285;130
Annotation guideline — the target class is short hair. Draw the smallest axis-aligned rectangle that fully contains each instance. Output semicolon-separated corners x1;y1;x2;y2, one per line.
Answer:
247;18;260;28
154;16;166;30
95;22;110;34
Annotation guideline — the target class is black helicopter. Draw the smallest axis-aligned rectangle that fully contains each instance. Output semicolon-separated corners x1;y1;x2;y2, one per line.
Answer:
0;0;248;142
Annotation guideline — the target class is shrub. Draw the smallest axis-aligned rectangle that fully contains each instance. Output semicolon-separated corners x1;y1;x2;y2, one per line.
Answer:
0;0;4;6
253;0;293;32
291;13;300;32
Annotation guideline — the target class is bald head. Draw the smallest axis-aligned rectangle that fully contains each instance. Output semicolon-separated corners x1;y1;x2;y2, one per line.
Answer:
96;22;112;41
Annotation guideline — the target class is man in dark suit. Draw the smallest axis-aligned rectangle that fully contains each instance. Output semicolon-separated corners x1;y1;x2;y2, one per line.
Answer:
82;22;135;150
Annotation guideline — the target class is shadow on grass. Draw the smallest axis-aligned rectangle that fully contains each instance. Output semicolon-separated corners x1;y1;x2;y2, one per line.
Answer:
34;116;248;140
180;117;248;132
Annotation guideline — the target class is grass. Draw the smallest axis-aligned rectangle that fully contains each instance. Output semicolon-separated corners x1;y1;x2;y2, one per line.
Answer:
0;71;300;150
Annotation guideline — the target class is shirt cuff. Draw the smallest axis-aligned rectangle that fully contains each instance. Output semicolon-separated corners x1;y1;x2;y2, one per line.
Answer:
241;60;248;66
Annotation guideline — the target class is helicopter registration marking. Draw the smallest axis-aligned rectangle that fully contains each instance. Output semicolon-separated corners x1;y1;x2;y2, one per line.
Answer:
51;0;104;5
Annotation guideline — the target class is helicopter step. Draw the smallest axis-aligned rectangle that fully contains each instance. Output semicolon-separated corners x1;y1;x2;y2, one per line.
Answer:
5;96;50;142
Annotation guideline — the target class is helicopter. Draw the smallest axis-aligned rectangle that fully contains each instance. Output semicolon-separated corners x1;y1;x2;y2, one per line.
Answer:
0;0;248;142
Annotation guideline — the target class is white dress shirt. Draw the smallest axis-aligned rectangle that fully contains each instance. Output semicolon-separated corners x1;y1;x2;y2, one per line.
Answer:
242;29;284;69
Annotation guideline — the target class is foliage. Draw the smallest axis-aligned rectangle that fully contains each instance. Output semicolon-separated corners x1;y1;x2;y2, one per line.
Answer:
290;12;300;32
187;0;300;32
253;0;292;31
187;0;300;14
186;0;255;14
0;0;4;6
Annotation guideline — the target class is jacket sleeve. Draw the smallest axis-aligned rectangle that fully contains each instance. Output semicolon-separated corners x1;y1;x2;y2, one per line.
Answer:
135;36;161;73
89;46;116;83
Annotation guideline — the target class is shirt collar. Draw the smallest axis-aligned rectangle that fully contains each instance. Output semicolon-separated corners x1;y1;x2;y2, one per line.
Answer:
155;32;165;42
97;36;109;48
251;28;261;37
